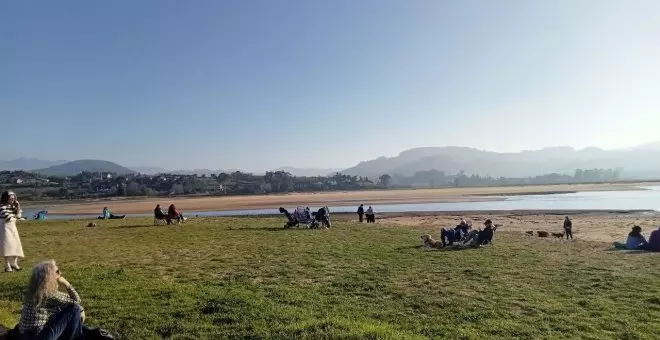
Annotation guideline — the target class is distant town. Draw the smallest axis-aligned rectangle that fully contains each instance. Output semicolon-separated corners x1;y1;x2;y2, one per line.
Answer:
0;167;628;201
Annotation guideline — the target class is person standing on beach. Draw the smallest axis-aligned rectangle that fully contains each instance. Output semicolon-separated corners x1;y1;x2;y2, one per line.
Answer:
365;206;375;223
357;204;364;223
563;216;573;240
0;191;24;272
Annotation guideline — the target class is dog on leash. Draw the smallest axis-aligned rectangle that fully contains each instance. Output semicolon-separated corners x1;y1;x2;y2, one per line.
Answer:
421;234;443;249
537;231;549;238
551;232;565;238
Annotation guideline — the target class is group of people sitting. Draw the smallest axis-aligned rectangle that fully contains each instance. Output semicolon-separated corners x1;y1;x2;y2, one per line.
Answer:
279;206;331;229
154;204;185;225
356;204;375;223
613;225;660;251
438;219;497;248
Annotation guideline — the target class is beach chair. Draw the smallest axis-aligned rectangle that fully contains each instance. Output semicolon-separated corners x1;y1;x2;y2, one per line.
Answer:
154;211;167;225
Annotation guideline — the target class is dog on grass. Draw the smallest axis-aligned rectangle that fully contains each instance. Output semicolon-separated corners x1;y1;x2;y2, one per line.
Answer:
551;232;565;238
537;231;549;238
421;234;443;249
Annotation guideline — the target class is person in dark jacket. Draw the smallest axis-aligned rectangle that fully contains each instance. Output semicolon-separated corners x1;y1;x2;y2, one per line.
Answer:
279;207;297;228
154;205;166;219
476;219;495;245
563;216;573;240
357;204;364;223
645;227;660;252
313;207;331;228
440;228;458;247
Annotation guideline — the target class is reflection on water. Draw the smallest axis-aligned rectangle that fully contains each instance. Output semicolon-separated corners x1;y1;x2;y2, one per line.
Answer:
24;186;660;220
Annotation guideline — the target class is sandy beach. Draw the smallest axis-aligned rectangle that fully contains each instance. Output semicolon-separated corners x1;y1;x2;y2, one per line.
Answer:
44;183;651;215
370;211;658;243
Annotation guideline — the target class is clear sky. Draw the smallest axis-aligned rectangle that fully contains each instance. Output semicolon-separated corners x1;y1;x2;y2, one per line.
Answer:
2;0;659;171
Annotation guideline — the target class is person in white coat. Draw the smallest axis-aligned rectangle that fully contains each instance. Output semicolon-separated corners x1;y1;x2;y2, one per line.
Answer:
1;191;24;272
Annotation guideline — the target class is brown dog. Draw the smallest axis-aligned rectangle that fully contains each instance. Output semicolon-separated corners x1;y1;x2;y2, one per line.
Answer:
551;232;565;238
421;234;443;248
537;231;549;238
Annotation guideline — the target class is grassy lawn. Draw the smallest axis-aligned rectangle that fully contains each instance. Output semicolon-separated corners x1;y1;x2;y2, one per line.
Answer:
2;217;660;339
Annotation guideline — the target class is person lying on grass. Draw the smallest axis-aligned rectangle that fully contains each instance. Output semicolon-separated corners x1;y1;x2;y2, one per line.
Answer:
439;219;473;246
436;219;496;249
613;226;648;250
18;260;86;339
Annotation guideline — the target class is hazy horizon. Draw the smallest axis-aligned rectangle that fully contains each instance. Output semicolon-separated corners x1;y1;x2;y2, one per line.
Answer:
3;141;658;173
2;1;659;170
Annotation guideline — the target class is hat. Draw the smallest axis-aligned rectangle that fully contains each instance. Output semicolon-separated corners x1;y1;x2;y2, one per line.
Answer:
484;219;492;225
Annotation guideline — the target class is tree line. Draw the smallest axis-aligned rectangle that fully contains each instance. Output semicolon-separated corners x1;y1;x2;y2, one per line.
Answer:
0;167;628;201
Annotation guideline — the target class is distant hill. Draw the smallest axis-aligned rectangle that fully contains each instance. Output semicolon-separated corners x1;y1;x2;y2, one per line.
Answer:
35;160;135;177
342;143;660;179
0;158;68;171
272;167;343;177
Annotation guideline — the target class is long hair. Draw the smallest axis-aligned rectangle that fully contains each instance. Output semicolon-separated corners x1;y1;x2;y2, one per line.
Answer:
25;260;59;308
1;191;10;205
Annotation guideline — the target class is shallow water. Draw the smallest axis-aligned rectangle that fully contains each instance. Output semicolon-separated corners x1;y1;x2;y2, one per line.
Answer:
23;186;660;220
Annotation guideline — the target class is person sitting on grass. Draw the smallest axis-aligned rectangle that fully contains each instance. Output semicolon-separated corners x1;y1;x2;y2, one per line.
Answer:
439;220;474;247
98;207;125;220
476;219;496;245
645;226;660;252
315;206;331;228
167;204;184;224
613;226;648;250
440;227;459;247
279;207;297;228
461;219;496;247
18;260;85;339
154;204;166;220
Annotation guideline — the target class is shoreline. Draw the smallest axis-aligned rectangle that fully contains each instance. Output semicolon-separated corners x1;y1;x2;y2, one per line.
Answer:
31;182;656;215
44;209;657;219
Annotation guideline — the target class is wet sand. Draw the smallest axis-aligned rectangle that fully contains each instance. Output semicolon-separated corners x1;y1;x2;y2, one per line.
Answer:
45;183;649;215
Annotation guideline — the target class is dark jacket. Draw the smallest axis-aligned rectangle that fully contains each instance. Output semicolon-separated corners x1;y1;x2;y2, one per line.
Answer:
357;206;364;215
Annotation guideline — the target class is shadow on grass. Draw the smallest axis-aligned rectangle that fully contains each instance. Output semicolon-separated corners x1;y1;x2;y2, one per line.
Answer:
232;226;330;232
111;224;156;230
603;248;657;255
393;245;423;251
423;245;486;252
231;226;291;232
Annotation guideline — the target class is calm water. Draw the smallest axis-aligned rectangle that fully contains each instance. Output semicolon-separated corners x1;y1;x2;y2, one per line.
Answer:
24;186;660;220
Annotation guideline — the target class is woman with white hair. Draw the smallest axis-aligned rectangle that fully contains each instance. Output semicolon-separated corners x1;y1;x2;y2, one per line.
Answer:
19;260;85;339
0;191;24;272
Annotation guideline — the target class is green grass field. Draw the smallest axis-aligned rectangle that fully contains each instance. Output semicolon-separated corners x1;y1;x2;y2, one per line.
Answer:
2;217;660;339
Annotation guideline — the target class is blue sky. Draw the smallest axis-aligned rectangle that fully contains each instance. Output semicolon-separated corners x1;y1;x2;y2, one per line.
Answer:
2;0;659;171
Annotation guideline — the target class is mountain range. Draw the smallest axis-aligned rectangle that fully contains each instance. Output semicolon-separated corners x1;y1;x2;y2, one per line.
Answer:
3;141;660;178
342;142;660;179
